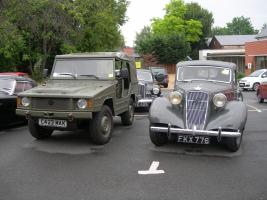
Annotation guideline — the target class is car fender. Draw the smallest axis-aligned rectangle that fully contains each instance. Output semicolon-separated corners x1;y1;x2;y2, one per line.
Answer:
206;101;247;131
149;97;185;128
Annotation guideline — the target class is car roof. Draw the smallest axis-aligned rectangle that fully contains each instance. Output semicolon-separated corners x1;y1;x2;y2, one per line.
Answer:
177;60;236;70
55;52;132;62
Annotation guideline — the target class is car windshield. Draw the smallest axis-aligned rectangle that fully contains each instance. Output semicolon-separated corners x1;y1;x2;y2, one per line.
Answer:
249;69;265;77
137;71;153;82
0;78;16;95
52;59;114;80
177;66;231;83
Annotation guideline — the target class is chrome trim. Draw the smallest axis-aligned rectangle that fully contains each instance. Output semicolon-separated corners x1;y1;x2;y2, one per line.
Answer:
150;126;241;138
138;99;153;103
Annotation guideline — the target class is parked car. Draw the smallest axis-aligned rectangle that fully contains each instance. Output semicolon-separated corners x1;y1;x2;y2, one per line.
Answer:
16;52;138;145
256;81;267;103
149;60;247;152
149;66;169;88
135;69;161;109
0;75;36;127
239;69;267;91
0;72;29;77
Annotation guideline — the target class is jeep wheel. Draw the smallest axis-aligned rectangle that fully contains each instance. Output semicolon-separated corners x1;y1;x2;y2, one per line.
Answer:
90;106;113;145
121;99;134;126
224;131;243;152
149;124;168;146
28;118;53;139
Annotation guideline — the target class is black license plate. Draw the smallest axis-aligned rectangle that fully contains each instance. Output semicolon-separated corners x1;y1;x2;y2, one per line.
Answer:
177;135;210;144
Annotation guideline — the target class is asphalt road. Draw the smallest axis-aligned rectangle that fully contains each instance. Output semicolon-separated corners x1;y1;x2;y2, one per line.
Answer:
0;90;267;200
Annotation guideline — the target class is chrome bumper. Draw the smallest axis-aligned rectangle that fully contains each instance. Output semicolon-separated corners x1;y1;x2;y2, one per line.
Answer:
150;126;241;138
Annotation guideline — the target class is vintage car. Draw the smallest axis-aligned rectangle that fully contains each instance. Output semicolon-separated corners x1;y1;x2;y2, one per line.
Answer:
0;75;36;127
16;52;138;145
149;60;247;152
239;69;267;91
135;69;161;109
256;81;267;103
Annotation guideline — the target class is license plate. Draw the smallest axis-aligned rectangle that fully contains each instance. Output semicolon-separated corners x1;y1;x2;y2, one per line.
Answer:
239;83;245;87
38;118;67;128
177;135;210;144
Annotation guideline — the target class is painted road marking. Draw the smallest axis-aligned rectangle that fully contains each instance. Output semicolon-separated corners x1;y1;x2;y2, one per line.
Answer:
138;161;165;175
247;104;262;112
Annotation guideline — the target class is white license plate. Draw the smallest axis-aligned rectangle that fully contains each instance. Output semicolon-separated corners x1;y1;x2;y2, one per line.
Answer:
38;118;67;128
178;135;210;144
239;83;245;87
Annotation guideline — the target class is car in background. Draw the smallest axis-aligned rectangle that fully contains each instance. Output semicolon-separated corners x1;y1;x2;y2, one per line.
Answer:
0;72;29;77
0;75;36;127
256;81;267;103
149;60;246;152
239;69;267;91
149;66;169;88
135;69;161;109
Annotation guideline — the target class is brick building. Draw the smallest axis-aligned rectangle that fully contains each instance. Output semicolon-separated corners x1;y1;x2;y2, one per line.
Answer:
245;27;267;75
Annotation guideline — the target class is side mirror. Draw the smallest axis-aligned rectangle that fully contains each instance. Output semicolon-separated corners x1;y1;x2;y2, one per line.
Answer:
155;73;164;82
121;68;129;79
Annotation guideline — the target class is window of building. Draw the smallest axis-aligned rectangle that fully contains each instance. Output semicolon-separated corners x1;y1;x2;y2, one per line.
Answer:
256;56;267;70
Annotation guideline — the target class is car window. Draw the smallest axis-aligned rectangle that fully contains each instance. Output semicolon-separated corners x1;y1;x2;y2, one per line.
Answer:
52;59;114;79
137;71;153;82
249;69;265;77
261;71;267;78
177;66;231;83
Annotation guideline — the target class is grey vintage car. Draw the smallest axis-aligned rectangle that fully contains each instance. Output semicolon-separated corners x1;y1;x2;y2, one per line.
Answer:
16;52;138;145
135;69;161;109
149;60;247;152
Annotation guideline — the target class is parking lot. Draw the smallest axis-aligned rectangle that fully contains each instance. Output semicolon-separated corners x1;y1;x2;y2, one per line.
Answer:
0;90;267;200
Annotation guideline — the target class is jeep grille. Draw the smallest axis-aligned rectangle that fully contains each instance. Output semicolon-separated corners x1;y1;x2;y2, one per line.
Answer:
31;98;73;110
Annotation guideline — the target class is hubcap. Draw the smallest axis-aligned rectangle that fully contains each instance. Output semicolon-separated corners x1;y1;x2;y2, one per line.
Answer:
101;115;111;136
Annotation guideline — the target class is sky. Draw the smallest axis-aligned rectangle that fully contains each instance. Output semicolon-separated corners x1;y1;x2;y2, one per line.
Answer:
121;0;267;47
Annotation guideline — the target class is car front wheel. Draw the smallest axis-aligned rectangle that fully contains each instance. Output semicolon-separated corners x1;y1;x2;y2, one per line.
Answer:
28;118;53;139
253;83;260;91
224;131;243;152
149;124;168;146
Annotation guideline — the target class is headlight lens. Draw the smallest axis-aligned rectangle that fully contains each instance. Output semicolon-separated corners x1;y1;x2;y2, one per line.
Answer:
169;91;183;105
153;87;160;95
21;97;31;107
213;93;227;108
77;99;87;109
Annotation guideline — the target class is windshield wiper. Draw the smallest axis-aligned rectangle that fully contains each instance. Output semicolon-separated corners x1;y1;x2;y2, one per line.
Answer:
79;75;99;80
57;73;76;79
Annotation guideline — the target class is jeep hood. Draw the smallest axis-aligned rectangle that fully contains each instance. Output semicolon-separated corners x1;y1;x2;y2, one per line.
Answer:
20;80;115;98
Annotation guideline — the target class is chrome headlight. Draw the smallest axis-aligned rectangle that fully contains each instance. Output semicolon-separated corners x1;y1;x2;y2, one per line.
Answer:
77;99;87;109
169;91;182;105
21;97;31;107
213;93;227;108
152;87;160;95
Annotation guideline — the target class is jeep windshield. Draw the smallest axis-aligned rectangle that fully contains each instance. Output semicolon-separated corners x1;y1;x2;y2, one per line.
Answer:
177;66;231;83
52;59;114;80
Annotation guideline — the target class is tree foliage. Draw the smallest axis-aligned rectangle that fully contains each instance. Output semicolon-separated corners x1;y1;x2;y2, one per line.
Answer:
211;16;258;36
0;0;128;77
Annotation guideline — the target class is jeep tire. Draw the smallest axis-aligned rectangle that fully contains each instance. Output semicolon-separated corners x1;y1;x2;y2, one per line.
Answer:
28;118;53;139
90;106;113;145
121;99;134;126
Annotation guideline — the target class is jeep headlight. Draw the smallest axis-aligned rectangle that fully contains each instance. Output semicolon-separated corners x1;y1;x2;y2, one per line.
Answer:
152;87;160;95
21;97;31;107
213;93;227;108
77;99;87;109
170;91;182;105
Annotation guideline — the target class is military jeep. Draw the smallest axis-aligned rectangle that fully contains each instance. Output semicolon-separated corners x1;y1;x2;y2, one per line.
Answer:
16;52;138;145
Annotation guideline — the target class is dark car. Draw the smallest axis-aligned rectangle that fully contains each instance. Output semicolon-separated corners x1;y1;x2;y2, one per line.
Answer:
0;75;36;127
135;69;161;109
256;81;267;103
149;60;247;152
149;66;169;88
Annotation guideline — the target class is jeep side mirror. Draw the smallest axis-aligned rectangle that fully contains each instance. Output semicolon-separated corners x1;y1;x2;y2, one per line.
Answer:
155;73;164;82
121;68;129;79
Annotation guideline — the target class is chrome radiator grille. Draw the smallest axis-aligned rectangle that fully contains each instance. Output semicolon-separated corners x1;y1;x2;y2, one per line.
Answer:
31;98;72;110
186;91;209;130
138;83;146;98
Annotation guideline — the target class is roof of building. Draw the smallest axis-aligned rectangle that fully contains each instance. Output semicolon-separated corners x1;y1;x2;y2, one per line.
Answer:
256;27;267;39
213;35;257;46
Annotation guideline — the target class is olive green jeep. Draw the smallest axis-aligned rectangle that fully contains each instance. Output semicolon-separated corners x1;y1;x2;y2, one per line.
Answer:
16;52;138;145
